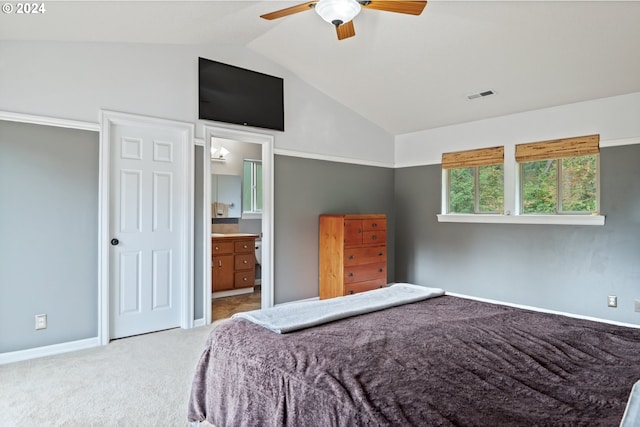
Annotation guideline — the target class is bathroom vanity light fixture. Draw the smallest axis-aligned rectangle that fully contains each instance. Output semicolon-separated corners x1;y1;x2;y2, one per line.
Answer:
211;146;230;161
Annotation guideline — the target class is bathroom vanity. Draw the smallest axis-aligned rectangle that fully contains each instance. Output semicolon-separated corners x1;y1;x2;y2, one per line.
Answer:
211;233;259;293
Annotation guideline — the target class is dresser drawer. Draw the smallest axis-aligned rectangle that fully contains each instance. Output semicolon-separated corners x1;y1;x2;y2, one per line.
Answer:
234;240;255;253
344;246;387;266
363;230;386;245
344;279;386;295
344;262;386;284
235;271;255;288
212;241;234;255
362;218;386;231
235;253;255;270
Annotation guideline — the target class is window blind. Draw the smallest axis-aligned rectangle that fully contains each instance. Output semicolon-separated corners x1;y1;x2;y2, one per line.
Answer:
515;134;599;163
441;146;504;169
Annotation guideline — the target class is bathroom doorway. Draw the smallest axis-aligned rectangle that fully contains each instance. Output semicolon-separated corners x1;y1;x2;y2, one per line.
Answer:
202;125;273;323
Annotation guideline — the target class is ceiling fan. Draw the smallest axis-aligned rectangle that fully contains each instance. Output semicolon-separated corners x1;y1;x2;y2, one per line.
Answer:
260;0;427;41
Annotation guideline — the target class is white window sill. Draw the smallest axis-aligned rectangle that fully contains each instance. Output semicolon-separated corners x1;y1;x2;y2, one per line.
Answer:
242;212;262;220
437;214;605;226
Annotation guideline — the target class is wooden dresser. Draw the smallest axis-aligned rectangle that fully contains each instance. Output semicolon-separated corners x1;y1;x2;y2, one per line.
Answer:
212;234;258;292
319;214;387;299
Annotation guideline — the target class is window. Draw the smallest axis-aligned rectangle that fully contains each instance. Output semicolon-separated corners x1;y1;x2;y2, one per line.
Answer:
443;146;504;214
243;159;262;214
439;135;603;225
516;135;599;215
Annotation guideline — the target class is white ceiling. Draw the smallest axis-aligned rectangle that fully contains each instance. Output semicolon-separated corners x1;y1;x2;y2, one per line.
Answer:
2;1;640;135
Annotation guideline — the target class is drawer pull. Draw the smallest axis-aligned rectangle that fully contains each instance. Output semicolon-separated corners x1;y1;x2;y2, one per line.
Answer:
348;255;354;259
379;268;383;273
379;285;383;288
243;244;248;249
372;235;377;240
243;277;248;281
348;272;354;277
348;290;354;295
218;260;222;267
243;260;248;264
378;252;383;256
214;246;219;250
372;223;378;227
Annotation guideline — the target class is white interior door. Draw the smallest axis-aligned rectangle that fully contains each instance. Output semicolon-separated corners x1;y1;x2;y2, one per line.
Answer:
108;118;187;339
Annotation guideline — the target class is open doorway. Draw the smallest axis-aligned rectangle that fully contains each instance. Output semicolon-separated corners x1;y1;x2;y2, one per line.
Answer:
201;125;273;324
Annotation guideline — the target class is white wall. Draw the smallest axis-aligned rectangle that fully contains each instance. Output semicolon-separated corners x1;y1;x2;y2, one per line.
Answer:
210;138;261;176
395;92;640;166
0;41;394;165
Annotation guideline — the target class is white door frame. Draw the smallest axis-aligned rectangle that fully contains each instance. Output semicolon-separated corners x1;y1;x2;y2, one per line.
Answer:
99;110;194;345
202;124;274;323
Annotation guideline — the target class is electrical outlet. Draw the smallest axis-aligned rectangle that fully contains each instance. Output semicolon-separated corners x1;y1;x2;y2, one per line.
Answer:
607;295;617;308
635;299;640;313
35;314;47;330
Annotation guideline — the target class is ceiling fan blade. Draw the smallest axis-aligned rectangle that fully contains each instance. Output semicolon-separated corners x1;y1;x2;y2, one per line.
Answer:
361;1;427;15
260;1;317;20
336;20;356;40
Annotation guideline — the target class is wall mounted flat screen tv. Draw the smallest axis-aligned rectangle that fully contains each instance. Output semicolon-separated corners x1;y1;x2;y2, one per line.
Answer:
199;57;284;131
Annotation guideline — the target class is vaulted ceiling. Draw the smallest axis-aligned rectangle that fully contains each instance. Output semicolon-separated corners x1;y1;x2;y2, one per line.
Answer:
2;1;640;135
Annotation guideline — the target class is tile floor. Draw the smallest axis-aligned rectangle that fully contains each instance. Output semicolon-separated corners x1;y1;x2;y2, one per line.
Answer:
211;286;261;321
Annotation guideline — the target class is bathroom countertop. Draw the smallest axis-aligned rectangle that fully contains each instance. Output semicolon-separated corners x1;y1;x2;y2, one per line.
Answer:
211;233;260;239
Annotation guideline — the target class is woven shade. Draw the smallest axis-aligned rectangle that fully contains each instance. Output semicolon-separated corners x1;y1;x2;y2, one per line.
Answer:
516;134;599;163
442;146;504;169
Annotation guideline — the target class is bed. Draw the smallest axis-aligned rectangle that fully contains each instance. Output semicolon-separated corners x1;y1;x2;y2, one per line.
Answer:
188;287;640;426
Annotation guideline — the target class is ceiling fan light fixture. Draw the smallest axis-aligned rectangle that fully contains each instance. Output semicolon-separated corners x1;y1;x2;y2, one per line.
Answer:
315;0;361;26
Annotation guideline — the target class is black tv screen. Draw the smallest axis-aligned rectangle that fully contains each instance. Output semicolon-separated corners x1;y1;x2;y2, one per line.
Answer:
199;57;284;131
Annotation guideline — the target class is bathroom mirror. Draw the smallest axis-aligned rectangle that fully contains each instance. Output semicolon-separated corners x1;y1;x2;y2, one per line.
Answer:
211;174;241;218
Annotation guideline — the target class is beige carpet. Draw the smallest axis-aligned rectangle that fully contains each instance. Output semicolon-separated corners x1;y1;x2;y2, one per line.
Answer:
0;324;223;426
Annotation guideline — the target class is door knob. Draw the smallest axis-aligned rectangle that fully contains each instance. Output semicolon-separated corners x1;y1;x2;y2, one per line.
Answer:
110;238;119;246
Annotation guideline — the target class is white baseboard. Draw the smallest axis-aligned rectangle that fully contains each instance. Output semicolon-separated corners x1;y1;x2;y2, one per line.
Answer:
445;292;640;329
212;287;254;299
0;336;101;365
193;318;206;327
276;296;320;306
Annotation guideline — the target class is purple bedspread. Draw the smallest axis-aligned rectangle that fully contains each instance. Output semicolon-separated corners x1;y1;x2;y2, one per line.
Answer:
188;296;640;426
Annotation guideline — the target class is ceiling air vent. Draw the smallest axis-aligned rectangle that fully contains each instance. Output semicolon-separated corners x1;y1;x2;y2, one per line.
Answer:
467;90;496;100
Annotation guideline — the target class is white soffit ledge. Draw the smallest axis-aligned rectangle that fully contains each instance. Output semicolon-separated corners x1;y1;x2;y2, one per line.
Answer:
0;110;99;132
437;214;605;226
274;148;394;168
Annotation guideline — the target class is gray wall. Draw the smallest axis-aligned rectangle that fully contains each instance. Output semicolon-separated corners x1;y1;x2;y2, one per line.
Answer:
274;155;395;304
394;145;640;324
0;121;99;353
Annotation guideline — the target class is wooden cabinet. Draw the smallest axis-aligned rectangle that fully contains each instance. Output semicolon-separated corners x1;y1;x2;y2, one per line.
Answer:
319;214;387;299
212;235;257;293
